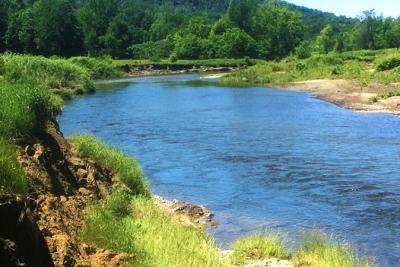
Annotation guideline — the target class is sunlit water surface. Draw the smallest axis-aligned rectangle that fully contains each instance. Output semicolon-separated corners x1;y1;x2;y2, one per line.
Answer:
58;74;400;266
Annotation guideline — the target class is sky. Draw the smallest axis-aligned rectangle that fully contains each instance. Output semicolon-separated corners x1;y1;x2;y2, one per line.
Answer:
285;0;400;18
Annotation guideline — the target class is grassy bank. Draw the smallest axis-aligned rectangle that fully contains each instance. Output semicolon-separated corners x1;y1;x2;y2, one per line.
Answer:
113;58;259;67
72;135;372;267
223;49;400;95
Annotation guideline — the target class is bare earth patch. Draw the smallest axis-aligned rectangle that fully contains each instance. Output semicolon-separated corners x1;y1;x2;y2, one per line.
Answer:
274;79;400;115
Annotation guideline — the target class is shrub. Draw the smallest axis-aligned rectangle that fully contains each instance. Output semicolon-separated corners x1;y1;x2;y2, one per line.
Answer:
0;140;28;195
231;234;290;265
376;56;400;71
70;135;150;197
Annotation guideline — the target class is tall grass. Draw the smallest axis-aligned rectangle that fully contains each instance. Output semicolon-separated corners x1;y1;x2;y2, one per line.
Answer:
293;231;373;267
0;53;94;94
83;188;225;267
70;135;150;197
69;56;120;79
0;81;56;141
230;234;290;265
0;140;28;195
223;49;400;86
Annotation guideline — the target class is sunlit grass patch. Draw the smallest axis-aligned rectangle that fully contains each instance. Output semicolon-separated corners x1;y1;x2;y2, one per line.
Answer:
230;234;290;265
293;231;373;267
0;81;56;141
82;188;225;267
70;135;150;197
0;140;28;195
0;53;94;94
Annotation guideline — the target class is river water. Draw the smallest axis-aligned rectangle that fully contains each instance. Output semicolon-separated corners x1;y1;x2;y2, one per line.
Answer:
58;74;400;266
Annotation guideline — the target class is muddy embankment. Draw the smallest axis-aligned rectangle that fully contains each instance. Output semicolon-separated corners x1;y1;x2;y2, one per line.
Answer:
121;63;246;76
0;122;213;267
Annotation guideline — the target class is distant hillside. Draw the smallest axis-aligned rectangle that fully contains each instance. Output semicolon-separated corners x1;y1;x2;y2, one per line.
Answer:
265;0;358;37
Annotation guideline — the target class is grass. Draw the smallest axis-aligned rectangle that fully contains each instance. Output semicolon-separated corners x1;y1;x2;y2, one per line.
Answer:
82;188;225;267
0;81;56;141
222;48;400;87
69;56;121;79
113;58;259;67
0;53;95;95
0;140;28;195
292;231;373;267
70;135;150;197
230;234;290;265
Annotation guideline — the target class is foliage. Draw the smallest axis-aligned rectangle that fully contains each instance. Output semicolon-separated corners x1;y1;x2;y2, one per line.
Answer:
4;0;399;60
70;135;150;197
231;234;290;265
69;56;120;79
0;140;28;195
293;231;373;267
375;56;400;71
223;49;400;86
82;188;225;267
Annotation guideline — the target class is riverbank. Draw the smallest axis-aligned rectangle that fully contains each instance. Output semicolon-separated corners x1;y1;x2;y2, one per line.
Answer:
274;79;400;115
222;49;400;115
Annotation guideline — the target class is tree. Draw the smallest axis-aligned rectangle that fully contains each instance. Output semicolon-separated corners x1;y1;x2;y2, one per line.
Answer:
227;0;257;32
214;27;256;58
334;34;345;53
316;24;335;53
252;3;304;59
32;0;83;56
100;14;131;58
77;0;121;56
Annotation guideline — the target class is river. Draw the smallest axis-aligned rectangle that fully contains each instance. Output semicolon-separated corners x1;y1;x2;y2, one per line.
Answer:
58;74;400;266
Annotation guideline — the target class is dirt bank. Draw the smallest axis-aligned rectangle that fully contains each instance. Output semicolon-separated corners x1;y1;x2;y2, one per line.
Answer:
275;79;400;115
122;63;242;76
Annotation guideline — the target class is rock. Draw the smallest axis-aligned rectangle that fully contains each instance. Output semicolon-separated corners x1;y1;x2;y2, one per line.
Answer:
78;188;91;196
244;258;294;267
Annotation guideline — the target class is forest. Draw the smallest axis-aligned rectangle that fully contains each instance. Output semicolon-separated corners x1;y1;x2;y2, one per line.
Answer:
1;0;399;61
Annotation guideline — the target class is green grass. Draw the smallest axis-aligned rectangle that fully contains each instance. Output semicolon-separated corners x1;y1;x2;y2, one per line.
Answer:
0;140;28;195
0;53;94;94
230;234;290;265
70;135;150;197
0;81;56;141
113;58;259;67
83;188;225;267
223;49;400;87
69;56;121;79
293;231;373;267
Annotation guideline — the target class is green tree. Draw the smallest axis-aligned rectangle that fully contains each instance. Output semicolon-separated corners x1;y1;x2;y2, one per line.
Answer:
214;27;256;58
316;24;335;53
77;0;121;56
100;14;131;58
252;3;304;59
32;0;83;56
227;0;257;32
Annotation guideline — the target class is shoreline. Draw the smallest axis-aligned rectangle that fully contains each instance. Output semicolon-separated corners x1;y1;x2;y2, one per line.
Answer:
272;79;400;115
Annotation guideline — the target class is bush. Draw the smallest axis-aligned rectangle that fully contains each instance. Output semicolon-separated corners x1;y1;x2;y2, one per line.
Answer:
0;81;56;140
376;56;400;71
70;135;150;197
231;234;290;265
0;140;28;195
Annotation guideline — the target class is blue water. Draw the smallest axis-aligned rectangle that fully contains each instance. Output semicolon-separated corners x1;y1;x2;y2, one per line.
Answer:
58;74;400;266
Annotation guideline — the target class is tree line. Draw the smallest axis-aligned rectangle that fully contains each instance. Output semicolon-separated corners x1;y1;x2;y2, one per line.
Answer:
0;0;399;60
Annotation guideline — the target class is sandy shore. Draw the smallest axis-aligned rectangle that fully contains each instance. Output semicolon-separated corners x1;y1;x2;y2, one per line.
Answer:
273;79;400;115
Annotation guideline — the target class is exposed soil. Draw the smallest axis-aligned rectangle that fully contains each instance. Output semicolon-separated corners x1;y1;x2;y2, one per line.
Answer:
0;122;130;267
275;79;400;115
122;64;241;76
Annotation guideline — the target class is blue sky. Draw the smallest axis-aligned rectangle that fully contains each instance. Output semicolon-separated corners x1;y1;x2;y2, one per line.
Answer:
286;0;400;18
